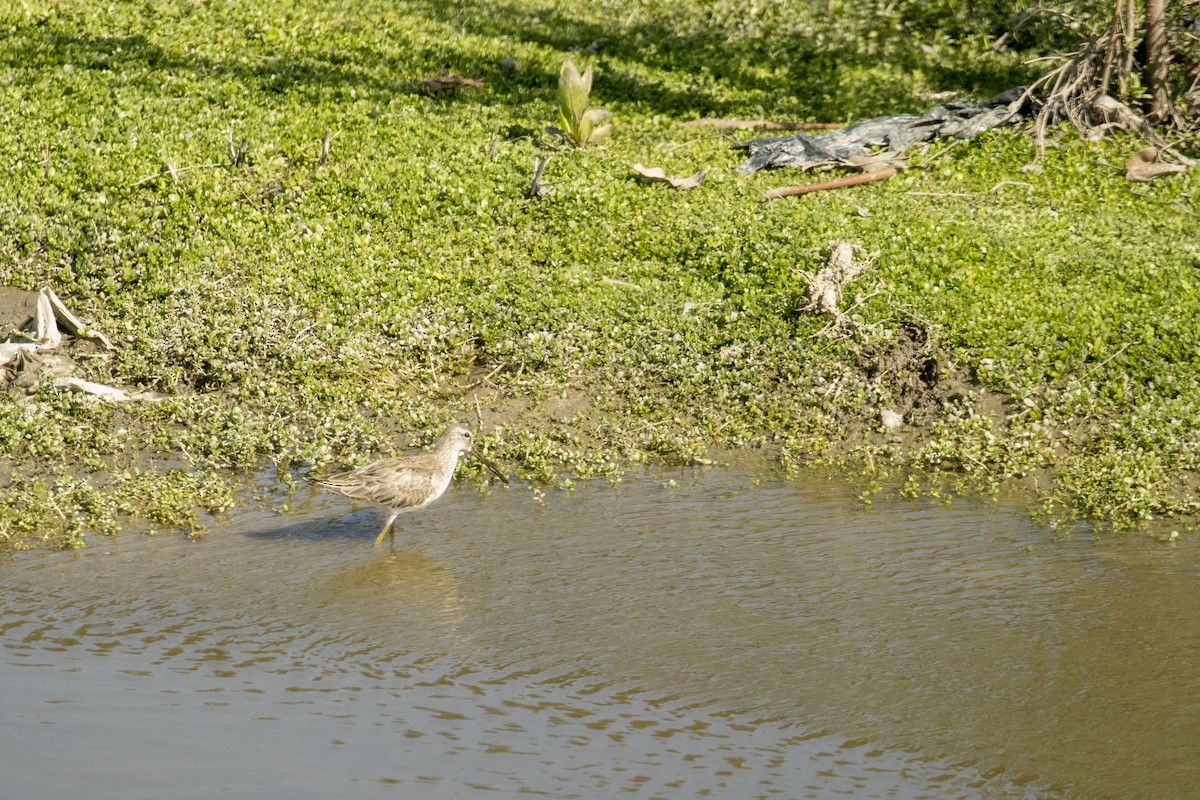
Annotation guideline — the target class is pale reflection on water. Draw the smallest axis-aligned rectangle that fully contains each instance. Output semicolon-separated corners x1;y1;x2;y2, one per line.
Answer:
2;465;1197;799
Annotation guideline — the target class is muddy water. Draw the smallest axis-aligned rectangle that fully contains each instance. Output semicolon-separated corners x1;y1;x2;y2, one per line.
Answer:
2;465;1197;799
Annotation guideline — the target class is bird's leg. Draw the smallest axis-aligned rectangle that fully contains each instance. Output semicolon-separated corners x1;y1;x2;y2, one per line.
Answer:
374;513;399;546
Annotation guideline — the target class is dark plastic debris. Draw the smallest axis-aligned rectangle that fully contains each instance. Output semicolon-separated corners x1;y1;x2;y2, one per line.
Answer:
733;88;1029;174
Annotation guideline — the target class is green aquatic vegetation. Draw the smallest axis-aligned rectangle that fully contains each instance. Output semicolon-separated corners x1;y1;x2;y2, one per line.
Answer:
108;468;237;533
0;468;234;549
0;475;115;549
0;0;1196;549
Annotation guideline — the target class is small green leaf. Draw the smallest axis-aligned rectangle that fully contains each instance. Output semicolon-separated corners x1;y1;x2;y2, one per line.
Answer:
582;108;610;143
554;59;608;146
558;59;591;124
582;107;609;126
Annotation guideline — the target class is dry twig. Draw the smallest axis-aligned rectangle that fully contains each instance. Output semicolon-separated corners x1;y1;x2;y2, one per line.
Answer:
681;119;843;131
1019;1;1193;162
799;241;871;323
526;155;553;199
319;129;333;166
763;168;897;200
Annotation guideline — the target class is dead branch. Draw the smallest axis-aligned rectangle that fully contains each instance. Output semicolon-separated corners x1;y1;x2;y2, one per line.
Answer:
526;155;553;198
228;132;249;167
989;180;1036;192
1022;0;1195;156
799;241;870;322
1145;0;1171;120
681;119;843;131
763;168;897;201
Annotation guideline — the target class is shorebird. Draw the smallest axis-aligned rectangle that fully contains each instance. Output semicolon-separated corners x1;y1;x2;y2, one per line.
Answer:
310;423;507;545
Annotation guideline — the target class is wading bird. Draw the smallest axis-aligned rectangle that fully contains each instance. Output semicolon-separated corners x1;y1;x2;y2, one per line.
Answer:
311;423;507;545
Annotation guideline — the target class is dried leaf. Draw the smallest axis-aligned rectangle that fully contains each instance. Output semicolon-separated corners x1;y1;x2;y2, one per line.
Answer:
43;287;115;350
631;163;707;190
1125;148;1187;182
419;75;486;95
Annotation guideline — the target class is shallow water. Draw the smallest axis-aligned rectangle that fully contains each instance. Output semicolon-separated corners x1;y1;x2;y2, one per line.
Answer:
3;465;1197;799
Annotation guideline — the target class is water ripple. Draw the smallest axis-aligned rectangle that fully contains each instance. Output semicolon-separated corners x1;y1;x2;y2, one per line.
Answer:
2;468;1196;799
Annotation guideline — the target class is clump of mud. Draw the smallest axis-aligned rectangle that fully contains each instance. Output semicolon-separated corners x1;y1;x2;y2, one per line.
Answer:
859;321;973;426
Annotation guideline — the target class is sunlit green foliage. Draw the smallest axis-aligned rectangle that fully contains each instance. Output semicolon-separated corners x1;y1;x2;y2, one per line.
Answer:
551;59;611;146
0;0;1196;548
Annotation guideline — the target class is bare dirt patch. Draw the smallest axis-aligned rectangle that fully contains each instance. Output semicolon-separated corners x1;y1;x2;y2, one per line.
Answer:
860;321;974;426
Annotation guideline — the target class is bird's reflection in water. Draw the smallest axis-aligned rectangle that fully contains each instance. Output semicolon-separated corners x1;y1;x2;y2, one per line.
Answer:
310;550;470;649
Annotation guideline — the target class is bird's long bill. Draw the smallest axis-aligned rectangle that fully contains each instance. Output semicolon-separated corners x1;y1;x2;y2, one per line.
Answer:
473;451;508;483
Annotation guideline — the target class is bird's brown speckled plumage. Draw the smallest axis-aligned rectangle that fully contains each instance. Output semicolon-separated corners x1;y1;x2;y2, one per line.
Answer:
311;423;506;544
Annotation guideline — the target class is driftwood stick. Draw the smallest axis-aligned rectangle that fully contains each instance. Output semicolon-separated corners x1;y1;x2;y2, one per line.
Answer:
682;119;843;131
763;168;897;200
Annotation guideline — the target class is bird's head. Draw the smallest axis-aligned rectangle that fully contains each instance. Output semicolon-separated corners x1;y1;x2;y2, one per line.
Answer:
438;423;508;482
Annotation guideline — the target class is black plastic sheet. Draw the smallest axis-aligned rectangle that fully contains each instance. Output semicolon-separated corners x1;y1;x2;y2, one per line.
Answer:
734;88;1028;174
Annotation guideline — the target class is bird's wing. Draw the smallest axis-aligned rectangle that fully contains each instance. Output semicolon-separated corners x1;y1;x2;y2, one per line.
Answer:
311;459;440;508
